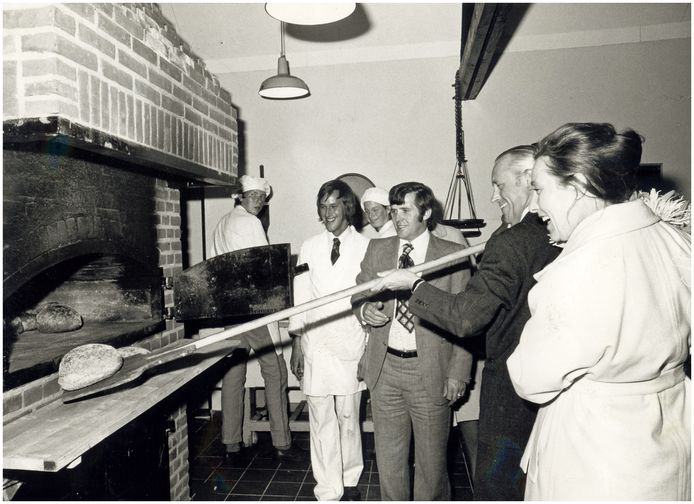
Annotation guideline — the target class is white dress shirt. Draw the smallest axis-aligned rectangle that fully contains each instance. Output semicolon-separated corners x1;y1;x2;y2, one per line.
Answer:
387;230;430;351
289;226;370;396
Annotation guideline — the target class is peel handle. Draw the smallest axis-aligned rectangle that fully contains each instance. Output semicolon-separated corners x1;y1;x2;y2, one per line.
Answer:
192;242;486;352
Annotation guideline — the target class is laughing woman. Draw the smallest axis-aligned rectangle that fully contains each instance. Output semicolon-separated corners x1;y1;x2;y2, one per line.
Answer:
507;123;691;500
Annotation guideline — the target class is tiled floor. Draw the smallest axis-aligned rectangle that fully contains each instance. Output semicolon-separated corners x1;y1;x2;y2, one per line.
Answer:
188;410;474;501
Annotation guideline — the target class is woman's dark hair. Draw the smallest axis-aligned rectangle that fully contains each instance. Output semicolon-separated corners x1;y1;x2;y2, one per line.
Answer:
535;123;643;204
316;179;360;226
389;181;438;230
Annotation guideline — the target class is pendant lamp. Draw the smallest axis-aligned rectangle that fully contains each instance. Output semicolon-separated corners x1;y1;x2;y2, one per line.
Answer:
259;22;310;99
265;3;355;25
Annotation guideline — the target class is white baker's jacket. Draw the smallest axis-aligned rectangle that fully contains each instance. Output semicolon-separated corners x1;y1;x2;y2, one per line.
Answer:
507;200;691;501
360;219;396;239
210;205;269;256
209;204;282;353
288;226;370;396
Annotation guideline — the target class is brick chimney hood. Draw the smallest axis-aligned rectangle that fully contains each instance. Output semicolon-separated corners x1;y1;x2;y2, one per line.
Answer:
3;5;240;500
3;2;238;186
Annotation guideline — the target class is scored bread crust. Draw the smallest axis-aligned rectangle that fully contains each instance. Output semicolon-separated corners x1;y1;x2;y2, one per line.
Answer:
58;343;124;391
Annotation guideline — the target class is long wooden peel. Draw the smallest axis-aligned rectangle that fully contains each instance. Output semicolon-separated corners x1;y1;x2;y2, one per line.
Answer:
62;242;486;402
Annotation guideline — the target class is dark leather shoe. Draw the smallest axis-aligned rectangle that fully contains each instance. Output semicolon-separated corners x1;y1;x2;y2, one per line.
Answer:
272;444;306;463
340;486;361;501
223;446;251;466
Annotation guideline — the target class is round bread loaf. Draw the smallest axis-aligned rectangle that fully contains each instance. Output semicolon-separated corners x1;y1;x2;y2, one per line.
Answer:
117;346;150;358
37;304;83;333
58;343;123;391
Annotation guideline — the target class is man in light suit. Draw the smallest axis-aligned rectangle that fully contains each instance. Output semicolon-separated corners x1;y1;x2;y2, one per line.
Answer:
351;181;474;500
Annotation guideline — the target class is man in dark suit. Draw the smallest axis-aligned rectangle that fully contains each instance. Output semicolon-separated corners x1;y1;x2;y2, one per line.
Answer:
352;181;474;500
371;147;561;500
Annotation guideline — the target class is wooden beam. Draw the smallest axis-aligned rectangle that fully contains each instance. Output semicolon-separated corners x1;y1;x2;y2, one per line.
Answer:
459;3;511;100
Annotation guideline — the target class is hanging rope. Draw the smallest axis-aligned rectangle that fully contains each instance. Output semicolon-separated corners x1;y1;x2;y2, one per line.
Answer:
444;70;479;222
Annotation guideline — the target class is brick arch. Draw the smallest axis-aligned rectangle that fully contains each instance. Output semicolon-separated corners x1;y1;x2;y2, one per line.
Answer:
3;239;158;301
3;147;161;300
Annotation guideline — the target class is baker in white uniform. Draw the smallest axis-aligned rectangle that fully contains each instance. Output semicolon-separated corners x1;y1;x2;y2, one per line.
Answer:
360;186;396;239
289;179;370;501
210;175;302;463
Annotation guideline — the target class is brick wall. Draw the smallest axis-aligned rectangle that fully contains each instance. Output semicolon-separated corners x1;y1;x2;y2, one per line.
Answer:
3;3;237;178
167;405;191;501
2;5;230;498
2;174;185;425
2;175;188;497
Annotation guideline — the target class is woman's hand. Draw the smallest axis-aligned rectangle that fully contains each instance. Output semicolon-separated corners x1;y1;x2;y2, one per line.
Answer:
371;269;420;293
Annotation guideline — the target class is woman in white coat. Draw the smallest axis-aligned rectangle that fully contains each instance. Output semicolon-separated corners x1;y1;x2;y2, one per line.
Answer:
507;123;690;500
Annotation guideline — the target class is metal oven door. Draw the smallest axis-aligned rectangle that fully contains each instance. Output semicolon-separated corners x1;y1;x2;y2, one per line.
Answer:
173;243;294;322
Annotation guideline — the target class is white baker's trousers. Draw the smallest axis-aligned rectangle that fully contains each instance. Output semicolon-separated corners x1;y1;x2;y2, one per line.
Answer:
306;391;363;500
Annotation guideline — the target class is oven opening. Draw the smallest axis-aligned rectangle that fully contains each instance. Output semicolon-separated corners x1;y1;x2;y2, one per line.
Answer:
3;254;164;389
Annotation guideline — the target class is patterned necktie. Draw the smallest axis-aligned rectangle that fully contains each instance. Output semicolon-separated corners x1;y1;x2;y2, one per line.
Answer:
330;237;340;265
396;243;415;332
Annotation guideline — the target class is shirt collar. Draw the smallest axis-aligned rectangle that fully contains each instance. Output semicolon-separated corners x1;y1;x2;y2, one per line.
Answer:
328;225;354;241
378;219;395;235
520;205;531;223
506;205;533;229
233;205;257;218
399;229;430;253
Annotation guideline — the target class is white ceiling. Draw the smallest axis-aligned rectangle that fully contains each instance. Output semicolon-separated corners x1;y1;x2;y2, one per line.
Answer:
158;3;691;74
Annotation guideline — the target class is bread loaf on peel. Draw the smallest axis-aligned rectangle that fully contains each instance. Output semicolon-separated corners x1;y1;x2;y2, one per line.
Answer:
58;343;123;391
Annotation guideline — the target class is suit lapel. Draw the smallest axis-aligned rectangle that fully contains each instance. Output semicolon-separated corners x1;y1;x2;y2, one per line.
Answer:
383;236;400;269
380;237;400;317
425;232;440;263
423;234;451;290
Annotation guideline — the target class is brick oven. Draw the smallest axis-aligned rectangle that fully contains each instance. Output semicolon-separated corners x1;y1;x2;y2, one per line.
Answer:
3;3;238;500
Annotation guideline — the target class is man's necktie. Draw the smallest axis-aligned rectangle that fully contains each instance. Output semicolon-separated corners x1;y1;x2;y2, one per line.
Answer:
396;243;415;332
330;237;340;265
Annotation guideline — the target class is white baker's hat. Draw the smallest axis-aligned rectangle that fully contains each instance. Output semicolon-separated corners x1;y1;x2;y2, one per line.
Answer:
233;175;271;200
360;187;390;210
240;175;271;196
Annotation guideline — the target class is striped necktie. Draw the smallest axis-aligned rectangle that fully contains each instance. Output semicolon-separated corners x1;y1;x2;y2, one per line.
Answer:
396;243;415;332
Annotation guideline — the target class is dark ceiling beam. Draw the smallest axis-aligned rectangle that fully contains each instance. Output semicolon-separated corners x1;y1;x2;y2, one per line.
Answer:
458;3;511;100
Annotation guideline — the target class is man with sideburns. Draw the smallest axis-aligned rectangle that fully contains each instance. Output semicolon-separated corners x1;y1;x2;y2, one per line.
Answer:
351;181;474;500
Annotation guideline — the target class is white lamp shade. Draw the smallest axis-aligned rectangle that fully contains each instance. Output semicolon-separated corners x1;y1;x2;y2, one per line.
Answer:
259;55;310;99
259;76;310;99
265;3;355;25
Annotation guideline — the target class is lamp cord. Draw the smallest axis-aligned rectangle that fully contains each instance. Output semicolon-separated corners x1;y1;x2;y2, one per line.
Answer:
280;21;285;57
